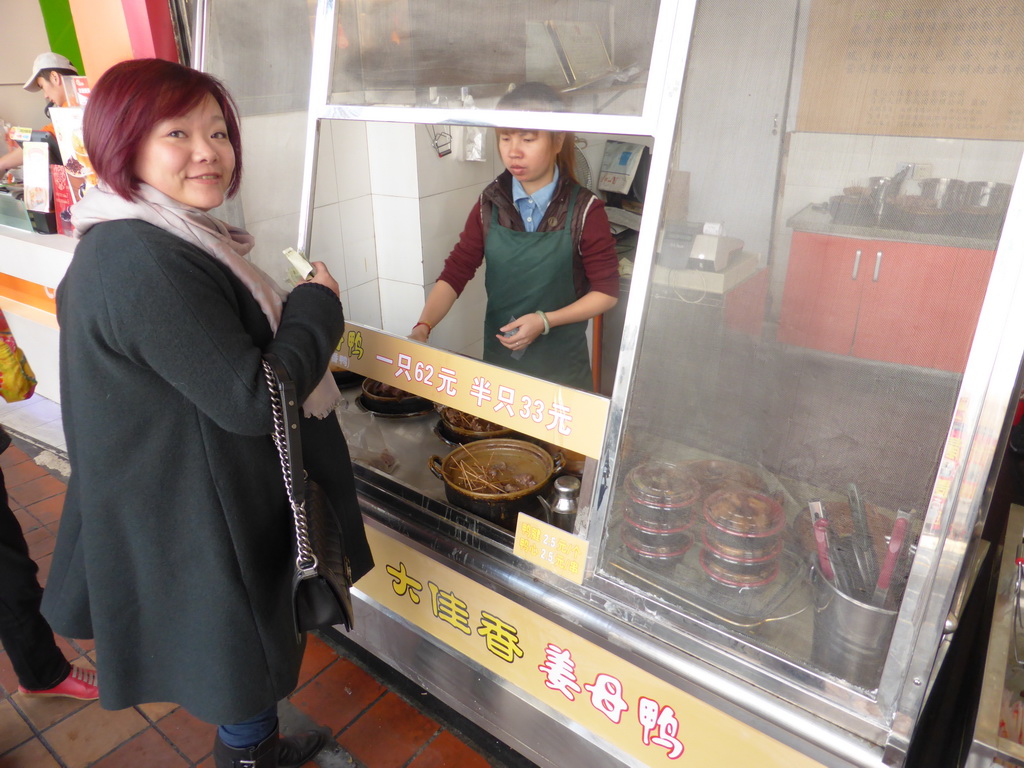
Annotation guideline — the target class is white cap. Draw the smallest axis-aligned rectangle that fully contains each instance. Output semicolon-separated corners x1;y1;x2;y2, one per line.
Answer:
23;52;77;92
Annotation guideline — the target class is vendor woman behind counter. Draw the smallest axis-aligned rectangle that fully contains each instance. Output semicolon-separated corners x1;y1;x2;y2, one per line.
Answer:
410;83;619;391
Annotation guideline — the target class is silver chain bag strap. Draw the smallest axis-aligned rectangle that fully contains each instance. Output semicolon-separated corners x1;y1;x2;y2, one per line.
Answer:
263;354;354;639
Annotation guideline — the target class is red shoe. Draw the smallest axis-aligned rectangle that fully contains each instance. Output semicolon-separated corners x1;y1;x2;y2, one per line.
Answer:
19;664;99;701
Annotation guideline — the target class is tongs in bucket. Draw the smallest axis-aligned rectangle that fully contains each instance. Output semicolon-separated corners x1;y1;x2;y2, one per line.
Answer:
848;483;878;592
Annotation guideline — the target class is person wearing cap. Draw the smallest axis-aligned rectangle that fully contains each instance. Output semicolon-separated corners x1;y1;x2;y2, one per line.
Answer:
0;52;79;174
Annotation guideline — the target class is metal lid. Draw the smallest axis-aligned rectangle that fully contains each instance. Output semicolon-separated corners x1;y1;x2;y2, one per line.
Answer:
553;475;581;496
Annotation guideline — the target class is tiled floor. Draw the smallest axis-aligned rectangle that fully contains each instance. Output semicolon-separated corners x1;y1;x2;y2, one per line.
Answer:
0;397;529;768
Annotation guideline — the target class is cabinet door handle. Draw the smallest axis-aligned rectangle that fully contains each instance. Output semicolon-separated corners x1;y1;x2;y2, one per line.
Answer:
873;250;883;281
852;249;862;279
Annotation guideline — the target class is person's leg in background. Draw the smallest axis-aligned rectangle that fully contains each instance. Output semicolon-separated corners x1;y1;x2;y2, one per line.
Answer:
0;455;98;699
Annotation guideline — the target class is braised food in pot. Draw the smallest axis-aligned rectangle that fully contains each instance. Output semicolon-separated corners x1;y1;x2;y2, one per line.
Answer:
450;458;537;495
364;379;413;399
440;406;504;433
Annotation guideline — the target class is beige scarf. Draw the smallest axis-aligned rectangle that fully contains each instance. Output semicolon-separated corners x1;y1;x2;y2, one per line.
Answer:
71;182;341;418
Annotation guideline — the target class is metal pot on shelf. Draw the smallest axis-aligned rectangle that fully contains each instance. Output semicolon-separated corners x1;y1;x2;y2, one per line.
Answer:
959;181;1013;238
916;178;967;209
963;180;1012;209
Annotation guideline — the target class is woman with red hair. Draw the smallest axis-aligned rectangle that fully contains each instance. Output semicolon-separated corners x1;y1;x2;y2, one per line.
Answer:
41;58;372;768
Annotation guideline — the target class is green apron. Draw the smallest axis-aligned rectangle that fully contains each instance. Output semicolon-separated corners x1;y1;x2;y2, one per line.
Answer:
483;187;592;390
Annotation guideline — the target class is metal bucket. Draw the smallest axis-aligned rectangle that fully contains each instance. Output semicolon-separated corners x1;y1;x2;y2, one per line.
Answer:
811;568;897;690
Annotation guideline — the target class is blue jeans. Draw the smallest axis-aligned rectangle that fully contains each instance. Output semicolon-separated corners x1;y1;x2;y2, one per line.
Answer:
218;704;278;748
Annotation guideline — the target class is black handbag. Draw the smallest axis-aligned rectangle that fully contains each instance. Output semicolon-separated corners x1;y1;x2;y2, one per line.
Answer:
262;355;355;638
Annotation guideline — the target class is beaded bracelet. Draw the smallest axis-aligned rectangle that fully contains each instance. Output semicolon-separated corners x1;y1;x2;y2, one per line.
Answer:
535;310;550;335
412;321;432;335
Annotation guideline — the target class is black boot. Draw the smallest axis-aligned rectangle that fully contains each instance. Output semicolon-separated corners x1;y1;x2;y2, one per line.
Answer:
277;729;328;768
213;731;277;768
213;729;327;768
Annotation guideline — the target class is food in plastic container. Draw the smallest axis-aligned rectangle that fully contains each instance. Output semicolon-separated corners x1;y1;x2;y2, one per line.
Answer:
624;461;701;529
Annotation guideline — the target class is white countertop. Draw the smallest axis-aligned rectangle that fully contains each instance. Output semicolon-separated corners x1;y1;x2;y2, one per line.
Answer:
0;225;74;289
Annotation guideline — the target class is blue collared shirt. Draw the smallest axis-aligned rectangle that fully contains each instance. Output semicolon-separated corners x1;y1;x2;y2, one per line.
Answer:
512;167;559;233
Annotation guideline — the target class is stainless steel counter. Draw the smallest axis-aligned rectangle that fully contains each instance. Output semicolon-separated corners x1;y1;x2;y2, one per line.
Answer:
335;384;450;505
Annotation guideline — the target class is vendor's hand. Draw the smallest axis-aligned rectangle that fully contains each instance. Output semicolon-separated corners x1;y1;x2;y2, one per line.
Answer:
409;324;431;343
306;261;340;297
497;313;544;351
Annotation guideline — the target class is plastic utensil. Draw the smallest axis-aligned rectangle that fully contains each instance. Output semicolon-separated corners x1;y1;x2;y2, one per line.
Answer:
808;500;834;581
872;509;911;608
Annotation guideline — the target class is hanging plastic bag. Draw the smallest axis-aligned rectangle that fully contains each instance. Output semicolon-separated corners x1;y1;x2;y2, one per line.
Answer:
0;309;36;402
454;93;486;162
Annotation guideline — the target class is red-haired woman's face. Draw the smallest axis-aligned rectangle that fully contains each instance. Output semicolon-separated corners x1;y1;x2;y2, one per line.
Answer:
133;94;235;210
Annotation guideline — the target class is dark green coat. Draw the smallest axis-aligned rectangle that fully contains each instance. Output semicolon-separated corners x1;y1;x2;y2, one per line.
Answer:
42;219;372;724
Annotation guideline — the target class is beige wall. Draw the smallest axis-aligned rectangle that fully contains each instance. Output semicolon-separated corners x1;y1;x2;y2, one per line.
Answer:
0;0;52;129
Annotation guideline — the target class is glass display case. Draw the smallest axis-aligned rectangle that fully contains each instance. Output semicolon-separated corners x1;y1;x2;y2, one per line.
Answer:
200;0;1024;765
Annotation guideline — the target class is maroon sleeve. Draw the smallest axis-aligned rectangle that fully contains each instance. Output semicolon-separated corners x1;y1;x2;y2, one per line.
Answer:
577;198;621;299
436;200;485;296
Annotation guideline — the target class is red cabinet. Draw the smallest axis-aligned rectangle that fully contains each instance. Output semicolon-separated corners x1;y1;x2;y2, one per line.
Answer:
777;231;994;372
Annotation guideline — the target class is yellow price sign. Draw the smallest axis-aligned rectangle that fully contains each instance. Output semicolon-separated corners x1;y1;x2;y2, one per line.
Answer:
513;515;589;584
336;322;609;458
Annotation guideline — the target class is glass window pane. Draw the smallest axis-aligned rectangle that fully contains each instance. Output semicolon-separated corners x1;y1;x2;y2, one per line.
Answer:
330;0;660;115
205;0;314;115
597;0;1021;692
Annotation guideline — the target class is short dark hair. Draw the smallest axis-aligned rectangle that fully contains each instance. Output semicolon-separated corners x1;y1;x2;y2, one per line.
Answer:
37;68;78;83
83;58;243;201
497;82;566;112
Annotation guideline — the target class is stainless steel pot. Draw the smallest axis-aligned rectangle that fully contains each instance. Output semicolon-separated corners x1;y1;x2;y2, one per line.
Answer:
916;178;966;209
963;181;1012;210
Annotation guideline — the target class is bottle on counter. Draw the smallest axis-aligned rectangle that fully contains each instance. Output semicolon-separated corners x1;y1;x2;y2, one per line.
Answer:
546;475;581;532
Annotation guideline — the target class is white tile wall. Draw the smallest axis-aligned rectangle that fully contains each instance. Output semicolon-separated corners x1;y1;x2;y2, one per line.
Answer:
785;133;874;191
429;275;487;358
366;122;419;197
239;111;307;224
372;195;423;283
784;132;1024;218
419;186;485;282
338;196;378;289
309;203;346;282
414;124;496;198
331;121;371;201
345;280;382;329
959;140;1024;185
378;279;426;335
